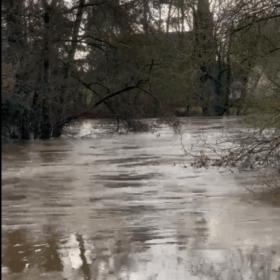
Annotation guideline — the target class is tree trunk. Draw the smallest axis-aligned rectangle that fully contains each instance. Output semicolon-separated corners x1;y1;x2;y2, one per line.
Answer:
237;75;248;115
166;0;174;34
224;62;231;116
20;109;31;140
194;0;215;116
5;0;24;62
158;2;162;32
39;0;60;139
224;25;233;116
39;3;52;139
51;0;85;138
186;105;190;117
180;0;184;33
202;107;209;116
143;0;149;34
67;0;85;75
52;123;63;138
237;63;252;115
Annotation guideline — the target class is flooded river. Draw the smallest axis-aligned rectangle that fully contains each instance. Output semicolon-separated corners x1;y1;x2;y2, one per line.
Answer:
2;117;280;280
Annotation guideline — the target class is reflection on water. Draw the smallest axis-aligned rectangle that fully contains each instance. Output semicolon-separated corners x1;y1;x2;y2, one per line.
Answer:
2;118;280;280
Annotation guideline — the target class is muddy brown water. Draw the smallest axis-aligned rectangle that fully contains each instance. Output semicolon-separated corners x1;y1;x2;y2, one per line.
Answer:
2;117;280;280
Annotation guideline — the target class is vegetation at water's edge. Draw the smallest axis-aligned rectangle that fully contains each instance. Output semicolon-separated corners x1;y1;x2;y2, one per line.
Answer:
2;0;279;140
1;0;279;207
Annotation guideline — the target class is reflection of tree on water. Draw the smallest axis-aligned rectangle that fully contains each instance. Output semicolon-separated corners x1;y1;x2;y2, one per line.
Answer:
175;194;280;279
2;208;155;280
3;229;31;273
176;193;209;253
175;209;280;279
2;143;31;166
42;225;63;272
188;245;280;280
38;143;71;163
76;234;91;280
2;226;64;278
87;227;150;279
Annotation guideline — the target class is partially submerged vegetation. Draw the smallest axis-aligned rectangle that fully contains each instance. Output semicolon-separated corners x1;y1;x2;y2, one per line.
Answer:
181;112;280;204
1;1;279;202
2;0;279;140
180;26;280;202
251;172;280;206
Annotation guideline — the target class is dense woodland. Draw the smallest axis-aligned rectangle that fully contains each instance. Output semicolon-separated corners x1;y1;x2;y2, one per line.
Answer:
1;0;280;140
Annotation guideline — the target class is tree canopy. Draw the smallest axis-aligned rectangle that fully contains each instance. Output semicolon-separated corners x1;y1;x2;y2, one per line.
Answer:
1;0;280;139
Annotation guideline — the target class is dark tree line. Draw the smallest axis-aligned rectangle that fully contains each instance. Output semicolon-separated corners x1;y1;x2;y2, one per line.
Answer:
2;0;280;140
